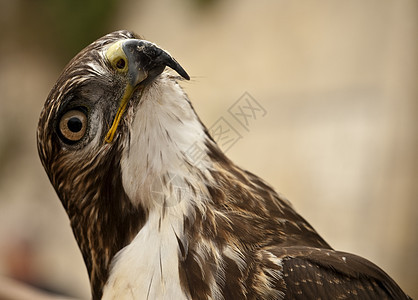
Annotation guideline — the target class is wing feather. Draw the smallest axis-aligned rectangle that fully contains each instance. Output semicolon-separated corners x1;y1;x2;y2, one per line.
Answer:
264;246;410;299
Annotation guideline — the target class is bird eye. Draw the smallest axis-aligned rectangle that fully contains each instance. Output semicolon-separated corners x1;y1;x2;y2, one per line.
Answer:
116;58;126;70
58;109;88;143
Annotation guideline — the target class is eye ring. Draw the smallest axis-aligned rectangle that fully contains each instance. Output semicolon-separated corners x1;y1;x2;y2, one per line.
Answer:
58;109;88;143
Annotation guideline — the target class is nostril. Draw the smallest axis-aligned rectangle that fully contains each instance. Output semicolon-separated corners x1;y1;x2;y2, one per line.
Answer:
116;58;126;70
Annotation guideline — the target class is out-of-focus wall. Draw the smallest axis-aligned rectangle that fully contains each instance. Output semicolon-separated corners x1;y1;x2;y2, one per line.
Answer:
0;0;416;298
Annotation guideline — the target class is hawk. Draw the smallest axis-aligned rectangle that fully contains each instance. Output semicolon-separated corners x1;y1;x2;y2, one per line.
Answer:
37;30;410;300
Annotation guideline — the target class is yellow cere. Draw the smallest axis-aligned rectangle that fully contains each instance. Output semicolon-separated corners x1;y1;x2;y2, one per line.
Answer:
104;41;134;143
105;40;129;73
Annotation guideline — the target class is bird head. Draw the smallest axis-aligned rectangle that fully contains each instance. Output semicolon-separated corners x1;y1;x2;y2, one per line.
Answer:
37;30;200;207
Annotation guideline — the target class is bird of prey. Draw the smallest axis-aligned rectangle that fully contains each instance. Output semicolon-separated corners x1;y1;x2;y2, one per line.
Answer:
37;30;410;300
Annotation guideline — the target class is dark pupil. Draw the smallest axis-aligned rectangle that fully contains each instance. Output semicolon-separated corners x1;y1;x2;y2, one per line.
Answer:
116;59;125;69
67;117;83;132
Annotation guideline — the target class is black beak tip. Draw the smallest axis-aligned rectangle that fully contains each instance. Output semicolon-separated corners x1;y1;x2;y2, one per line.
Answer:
165;56;190;81
179;68;190;81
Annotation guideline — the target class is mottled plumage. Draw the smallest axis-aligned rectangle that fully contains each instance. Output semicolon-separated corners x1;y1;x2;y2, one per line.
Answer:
37;30;410;299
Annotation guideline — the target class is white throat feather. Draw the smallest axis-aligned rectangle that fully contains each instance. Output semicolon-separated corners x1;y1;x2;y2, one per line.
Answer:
103;74;214;300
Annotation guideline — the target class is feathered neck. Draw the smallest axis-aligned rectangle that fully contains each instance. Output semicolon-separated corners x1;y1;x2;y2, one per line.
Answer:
119;73;215;211
102;74;216;299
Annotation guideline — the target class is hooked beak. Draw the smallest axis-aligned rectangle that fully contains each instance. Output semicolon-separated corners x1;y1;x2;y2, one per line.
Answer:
104;39;189;143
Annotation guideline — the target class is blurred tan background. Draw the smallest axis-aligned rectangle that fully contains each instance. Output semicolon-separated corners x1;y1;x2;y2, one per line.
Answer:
0;0;417;298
